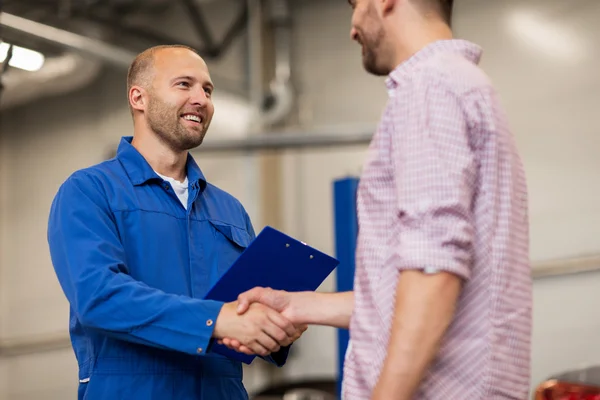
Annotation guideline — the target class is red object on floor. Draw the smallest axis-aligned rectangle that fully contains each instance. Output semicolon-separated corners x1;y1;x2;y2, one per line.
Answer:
535;380;600;400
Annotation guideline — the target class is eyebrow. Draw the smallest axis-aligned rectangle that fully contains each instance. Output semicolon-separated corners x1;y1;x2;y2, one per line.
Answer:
172;75;214;89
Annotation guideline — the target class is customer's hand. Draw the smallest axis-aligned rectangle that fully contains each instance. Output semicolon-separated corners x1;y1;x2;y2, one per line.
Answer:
218;287;308;354
212;301;298;357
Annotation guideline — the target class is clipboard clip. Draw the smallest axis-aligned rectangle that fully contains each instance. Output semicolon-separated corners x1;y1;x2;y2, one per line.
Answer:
285;241;313;258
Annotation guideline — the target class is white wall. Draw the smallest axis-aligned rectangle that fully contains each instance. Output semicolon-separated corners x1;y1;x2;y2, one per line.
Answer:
0;113;9;400
453;0;600;262
1;0;599;398
532;270;600;391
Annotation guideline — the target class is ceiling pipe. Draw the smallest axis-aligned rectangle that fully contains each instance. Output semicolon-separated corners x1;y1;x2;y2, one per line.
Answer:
0;52;102;109
260;0;294;127
0;12;136;69
0;13;108;109
199;129;374;152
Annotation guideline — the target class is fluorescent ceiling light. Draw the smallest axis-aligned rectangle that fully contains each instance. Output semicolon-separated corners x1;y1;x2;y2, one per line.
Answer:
0;42;45;72
507;10;585;62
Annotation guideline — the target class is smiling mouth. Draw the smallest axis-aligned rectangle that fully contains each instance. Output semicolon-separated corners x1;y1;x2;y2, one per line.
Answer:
181;114;203;124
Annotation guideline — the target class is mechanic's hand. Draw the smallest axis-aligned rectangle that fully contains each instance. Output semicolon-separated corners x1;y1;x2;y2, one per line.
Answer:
212;301;297;357
219;324;308;355
218;287;308;354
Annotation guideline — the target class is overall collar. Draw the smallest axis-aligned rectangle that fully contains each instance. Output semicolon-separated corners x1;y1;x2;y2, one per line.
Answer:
116;136;207;190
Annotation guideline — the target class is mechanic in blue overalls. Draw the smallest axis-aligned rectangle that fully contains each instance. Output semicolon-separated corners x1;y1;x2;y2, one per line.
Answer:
47;44;304;400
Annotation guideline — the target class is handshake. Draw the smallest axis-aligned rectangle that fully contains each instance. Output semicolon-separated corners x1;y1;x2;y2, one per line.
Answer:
212;287;306;357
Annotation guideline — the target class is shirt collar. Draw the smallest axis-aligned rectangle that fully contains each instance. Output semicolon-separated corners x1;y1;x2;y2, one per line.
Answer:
385;39;483;97
116;136;207;190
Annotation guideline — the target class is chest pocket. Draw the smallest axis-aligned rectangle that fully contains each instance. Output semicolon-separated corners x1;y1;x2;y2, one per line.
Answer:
208;221;253;277
210;222;252;249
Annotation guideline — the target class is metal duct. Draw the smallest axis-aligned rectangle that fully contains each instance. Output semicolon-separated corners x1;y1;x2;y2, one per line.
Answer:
0;12;135;69
0;12;124;109
198;130;374;152
260;0;294;127
0;52;101;109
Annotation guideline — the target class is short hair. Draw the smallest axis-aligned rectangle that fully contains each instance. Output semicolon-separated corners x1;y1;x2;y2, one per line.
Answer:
413;0;454;26
126;44;200;114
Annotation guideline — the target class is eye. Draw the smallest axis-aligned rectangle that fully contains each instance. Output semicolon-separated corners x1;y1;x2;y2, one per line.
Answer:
177;81;190;88
204;87;213;96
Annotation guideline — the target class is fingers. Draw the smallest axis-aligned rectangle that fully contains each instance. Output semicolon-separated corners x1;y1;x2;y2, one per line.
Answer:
245;340;271;357
229;342;254;356
291;324;308;342
219;338;232;346
220;322;307;358
252;331;280;355
224;338;242;350
221;338;233;346
266;309;297;345
221;338;254;355
247;307;282;354
240;304;287;351
229;300;301;357
260;316;294;348
267;313;309;346
237;344;253;354
286;324;306;345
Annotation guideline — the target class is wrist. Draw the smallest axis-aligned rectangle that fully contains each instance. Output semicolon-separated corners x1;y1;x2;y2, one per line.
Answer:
212;301;235;339
289;291;316;325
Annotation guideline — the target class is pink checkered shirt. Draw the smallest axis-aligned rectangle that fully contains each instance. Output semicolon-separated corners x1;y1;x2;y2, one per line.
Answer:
342;40;532;399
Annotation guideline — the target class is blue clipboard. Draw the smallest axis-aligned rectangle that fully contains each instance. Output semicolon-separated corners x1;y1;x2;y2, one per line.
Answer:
203;226;339;364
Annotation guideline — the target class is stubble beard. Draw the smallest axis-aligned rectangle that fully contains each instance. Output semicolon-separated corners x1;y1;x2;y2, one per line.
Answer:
359;12;390;77
146;97;208;152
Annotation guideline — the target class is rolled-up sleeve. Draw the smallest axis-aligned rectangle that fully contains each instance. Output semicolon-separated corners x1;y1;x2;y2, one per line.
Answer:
47;172;224;356
390;86;478;281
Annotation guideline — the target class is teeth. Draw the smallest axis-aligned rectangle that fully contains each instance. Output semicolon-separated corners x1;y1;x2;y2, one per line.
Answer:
183;115;201;123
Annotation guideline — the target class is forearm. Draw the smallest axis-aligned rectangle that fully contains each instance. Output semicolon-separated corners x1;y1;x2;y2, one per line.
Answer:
293;291;354;329
377;271;461;399
74;273;224;355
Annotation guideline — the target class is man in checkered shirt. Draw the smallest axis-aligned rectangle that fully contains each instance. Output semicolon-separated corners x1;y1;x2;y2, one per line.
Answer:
223;0;532;398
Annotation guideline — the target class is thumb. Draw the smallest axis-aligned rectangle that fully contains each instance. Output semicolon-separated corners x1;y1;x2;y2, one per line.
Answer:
236;287;263;314
236;299;249;314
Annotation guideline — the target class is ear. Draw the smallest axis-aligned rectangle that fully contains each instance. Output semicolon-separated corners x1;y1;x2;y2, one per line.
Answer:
381;0;398;15
129;86;146;112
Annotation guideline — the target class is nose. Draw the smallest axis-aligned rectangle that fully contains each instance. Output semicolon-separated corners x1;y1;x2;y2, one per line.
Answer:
190;87;209;107
350;26;359;42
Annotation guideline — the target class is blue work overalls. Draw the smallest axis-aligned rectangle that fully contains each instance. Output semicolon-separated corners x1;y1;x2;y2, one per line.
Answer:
48;136;288;399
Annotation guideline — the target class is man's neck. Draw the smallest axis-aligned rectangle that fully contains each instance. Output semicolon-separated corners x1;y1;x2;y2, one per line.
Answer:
131;129;188;182
391;20;453;69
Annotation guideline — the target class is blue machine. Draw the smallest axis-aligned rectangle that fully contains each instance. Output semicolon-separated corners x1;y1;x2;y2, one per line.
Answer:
333;177;359;398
